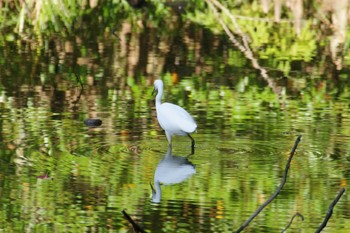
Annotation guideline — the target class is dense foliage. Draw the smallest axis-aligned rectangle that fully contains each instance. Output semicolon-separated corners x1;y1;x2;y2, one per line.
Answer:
0;0;350;232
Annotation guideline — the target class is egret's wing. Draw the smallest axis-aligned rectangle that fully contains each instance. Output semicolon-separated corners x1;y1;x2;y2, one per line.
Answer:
158;103;197;134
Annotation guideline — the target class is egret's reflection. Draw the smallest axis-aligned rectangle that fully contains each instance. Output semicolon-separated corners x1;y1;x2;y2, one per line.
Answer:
151;145;196;203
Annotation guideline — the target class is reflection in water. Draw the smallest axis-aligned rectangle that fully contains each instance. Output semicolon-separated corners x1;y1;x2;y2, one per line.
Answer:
151;145;196;203
324;0;349;70
0;3;349;231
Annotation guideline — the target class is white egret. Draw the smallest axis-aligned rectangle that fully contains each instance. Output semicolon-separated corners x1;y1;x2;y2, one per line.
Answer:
151;145;196;203
153;79;197;150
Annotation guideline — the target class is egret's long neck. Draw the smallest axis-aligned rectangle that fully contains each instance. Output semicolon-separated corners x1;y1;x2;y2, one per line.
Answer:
152;181;162;203
155;87;163;107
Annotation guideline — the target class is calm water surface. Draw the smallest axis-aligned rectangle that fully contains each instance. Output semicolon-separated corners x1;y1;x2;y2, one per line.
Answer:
1;22;350;233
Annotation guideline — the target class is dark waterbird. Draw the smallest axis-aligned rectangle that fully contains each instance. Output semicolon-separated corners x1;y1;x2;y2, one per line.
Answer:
84;118;102;127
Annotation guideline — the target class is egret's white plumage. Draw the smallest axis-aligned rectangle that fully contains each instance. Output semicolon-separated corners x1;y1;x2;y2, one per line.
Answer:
151;145;196;203
153;80;197;148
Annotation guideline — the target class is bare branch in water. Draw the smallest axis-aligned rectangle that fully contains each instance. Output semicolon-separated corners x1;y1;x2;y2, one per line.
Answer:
122;209;147;233
235;135;302;232
74;73;84;90
281;212;304;233
72;73;84;108
315;188;346;233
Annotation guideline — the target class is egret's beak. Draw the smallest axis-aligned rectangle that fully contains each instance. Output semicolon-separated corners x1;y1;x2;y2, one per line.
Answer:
152;88;157;96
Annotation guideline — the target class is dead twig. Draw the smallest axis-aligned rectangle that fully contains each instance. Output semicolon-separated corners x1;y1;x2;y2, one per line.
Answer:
315;187;346;233
281;212;304;233
74;73;84;90
235;135;302;232
122;209;147;233
72;73;84;107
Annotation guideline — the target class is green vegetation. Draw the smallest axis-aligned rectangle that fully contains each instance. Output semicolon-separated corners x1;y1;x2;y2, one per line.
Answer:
1;0;349;74
0;0;350;232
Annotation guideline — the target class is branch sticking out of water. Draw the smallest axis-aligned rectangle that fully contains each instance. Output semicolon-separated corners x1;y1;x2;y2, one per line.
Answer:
122;209;147;233
235;135;302;233
281;212;304;233
72;73;84;107
74;73;84;90
315;187;346;233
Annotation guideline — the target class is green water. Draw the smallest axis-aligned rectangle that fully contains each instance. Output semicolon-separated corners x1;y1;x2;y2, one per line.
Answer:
1;3;350;232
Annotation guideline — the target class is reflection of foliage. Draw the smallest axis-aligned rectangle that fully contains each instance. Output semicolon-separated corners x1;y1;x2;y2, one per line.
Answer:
0;73;349;231
0;2;350;231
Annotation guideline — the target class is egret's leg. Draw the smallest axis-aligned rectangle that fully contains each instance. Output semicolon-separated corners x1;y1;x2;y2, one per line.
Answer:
188;134;195;146
188;134;195;155
165;131;172;145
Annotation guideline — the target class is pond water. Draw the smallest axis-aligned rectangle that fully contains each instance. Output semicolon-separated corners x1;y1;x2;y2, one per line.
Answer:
1;11;350;233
